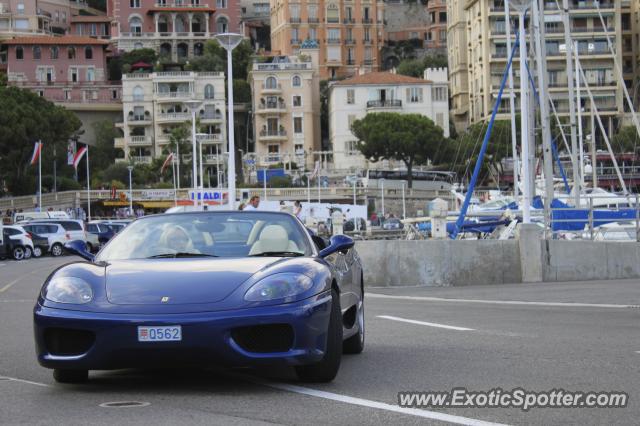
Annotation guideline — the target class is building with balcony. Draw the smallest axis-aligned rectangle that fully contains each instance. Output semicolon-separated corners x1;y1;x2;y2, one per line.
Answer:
118;71;227;178
329;68;450;171
249;43;321;169
4;35;122;141
107;0;242;62
70;15;113;39
240;0;270;50
0;0;81;41
446;0;469;131
269;0;385;79
448;0;632;135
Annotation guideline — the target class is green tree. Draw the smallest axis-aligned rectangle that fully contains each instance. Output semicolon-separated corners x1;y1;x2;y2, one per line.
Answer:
0;86;81;195
611;126;640;153
397;54;448;78
91;120;118;168
189;39;254;79
434;120;515;183
351;113;445;188
108;48;158;80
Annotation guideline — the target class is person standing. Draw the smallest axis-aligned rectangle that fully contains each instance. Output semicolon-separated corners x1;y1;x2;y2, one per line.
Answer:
243;196;260;210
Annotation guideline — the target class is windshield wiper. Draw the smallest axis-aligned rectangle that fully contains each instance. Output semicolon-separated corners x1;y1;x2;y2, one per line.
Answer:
249;251;304;257
148;252;219;258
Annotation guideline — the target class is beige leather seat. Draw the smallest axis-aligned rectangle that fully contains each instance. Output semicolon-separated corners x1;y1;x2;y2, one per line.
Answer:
249;225;300;255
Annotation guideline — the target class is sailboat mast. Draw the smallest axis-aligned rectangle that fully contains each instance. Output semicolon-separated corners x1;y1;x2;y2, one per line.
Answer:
561;0;580;205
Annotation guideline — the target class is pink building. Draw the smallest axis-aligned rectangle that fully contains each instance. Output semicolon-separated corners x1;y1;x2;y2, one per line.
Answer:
107;0;242;61
70;15;113;39
4;35;121;105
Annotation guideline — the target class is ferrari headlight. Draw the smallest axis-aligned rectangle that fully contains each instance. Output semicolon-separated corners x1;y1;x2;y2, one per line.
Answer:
44;277;93;304
244;273;314;302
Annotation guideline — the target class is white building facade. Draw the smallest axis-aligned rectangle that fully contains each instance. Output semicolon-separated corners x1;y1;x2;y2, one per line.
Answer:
329;68;450;171
117;71;227;180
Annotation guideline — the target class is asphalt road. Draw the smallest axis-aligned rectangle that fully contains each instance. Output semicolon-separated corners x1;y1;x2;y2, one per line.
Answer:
1;256;638;425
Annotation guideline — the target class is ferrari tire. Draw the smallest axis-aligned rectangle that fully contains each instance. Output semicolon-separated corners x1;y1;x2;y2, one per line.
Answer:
33;246;43;258
343;299;365;354
51;243;63;257
12;246;25;261
53;369;88;384
295;289;342;383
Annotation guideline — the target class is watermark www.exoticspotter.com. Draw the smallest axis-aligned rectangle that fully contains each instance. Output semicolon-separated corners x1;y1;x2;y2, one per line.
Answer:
398;388;629;412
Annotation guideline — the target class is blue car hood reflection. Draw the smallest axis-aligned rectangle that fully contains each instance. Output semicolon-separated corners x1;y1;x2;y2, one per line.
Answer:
105;258;278;305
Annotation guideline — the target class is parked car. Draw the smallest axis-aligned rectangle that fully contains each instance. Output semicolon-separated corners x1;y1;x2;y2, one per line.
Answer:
343;218;367;232
382;218;404;230
34;211;364;384
29;233;49;258
87;222;115;246
21;223;69;257
3;225;35;260
0;227;28;260
20;219;90;250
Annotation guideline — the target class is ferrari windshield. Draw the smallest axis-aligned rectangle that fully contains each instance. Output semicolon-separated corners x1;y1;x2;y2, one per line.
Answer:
96;212;313;261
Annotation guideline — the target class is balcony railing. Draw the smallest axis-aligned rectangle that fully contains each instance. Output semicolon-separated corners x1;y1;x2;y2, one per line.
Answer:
291;38;301;45
200;112;223;120
361;18;373;24
343;18;356;24
129;115;151;123
363;59;374;65
132;156;152;164
157;112;191;121
326;38;341;44
254;63;311;71
290;17;301;23
345;39;356;45
197;134;222;142
258;101;286;110
326;17;339;23
346;59;355;65
156;91;192;99
308;17;319;23
129;136;151;145
259;129;287;137
261;83;282;91
366;100;402;108
363;39;372;45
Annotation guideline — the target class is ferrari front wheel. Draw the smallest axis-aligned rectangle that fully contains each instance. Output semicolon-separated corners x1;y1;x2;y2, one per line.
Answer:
295;289;342;383
53;369;88;384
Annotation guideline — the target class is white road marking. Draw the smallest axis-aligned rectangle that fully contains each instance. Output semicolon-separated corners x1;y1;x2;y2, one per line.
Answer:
0;375;51;388
0;263;57;294
367;293;640;309
378;315;474;331
0;278;21;293
0;299;34;303
635;351;640;354
262;381;508;426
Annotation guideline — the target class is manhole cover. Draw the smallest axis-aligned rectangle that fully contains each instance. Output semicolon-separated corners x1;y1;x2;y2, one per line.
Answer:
99;401;150;408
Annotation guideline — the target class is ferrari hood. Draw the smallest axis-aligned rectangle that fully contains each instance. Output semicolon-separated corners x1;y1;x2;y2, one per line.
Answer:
105;258;276;305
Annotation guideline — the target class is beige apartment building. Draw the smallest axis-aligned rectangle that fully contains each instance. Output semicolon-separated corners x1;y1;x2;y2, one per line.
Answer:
249;43;321;169
117;71;227;183
270;0;385;79
448;0;633;135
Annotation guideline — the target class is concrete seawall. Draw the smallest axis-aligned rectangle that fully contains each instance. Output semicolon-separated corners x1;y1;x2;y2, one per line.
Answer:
356;239;640;287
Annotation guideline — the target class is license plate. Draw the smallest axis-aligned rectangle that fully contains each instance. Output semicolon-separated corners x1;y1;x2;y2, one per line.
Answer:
138;326;182;342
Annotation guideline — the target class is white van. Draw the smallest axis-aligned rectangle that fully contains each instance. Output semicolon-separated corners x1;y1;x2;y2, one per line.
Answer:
12;211;69;223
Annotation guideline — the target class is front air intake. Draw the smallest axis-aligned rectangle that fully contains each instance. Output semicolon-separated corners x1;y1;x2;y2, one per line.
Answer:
44;328;95;356
231;324;294;353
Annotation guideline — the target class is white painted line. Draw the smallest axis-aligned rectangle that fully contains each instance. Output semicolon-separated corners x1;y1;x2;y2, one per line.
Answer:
635;351;640;354
0;278;20;293
367;293;640;309
0;299;34;303
0;375;51;388
263;381;508;426
378;315;474;331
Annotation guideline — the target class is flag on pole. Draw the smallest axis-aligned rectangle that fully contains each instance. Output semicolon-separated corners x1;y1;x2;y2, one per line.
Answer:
161;152;175;174
72;146;87;169
30;141;42;166
67;141;76;165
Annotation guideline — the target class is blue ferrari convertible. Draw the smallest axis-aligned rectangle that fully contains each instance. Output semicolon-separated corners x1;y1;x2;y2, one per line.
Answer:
34;211;365;383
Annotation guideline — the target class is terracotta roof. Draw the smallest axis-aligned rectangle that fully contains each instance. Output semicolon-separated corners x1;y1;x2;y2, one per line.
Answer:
333;72;431;86
147;7;215;13
3;36;110;45
71;15;114;23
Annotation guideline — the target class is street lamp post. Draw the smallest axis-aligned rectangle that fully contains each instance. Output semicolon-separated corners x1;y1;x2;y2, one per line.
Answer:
196;133;207;210
402;180;406;219
127;166;133;217
380;178;385;217
214;33;244;210
184;100;202;209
